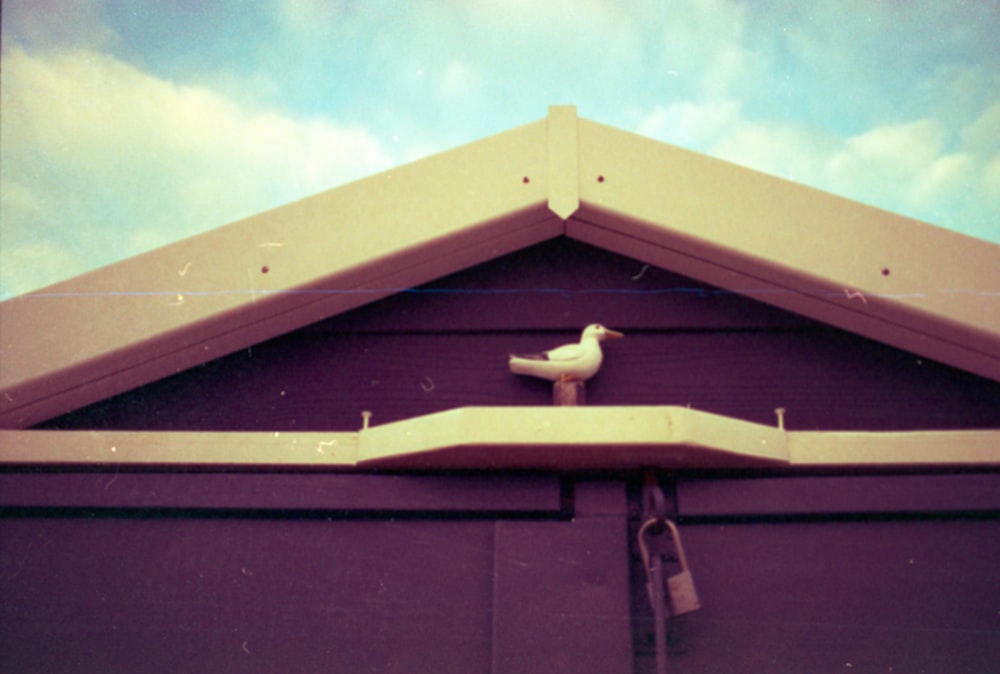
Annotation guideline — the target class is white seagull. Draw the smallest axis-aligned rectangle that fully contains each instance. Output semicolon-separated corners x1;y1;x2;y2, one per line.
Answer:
509;324;624;382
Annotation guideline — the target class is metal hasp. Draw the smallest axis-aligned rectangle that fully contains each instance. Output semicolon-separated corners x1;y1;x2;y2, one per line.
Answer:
640;478;701;674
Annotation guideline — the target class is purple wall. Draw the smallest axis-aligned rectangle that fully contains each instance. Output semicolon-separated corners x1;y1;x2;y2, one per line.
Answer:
40;239;1000;432
3;471;998;673
6;238;999;672
1;477;636;673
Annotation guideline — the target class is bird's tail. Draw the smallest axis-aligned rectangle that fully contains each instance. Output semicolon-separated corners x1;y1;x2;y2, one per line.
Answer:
508;355;534;376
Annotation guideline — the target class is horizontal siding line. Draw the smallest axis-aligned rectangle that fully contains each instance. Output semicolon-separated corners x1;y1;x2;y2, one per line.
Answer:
0;506;571;521
293;326;836;337
676;510;1000;525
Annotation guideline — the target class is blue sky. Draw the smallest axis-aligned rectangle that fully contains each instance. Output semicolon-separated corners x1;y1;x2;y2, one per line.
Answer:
2;0;998;299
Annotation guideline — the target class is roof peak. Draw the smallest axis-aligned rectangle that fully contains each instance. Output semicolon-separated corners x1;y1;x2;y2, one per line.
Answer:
2;106;997;427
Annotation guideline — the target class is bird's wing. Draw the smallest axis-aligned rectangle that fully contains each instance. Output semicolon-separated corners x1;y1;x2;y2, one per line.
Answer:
510;351;550;361
538;342;585;362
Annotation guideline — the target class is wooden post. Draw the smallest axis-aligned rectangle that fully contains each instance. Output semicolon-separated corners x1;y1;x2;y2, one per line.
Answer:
553;379;586;406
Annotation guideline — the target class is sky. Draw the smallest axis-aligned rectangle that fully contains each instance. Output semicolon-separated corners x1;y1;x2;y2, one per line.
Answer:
2;0;998;300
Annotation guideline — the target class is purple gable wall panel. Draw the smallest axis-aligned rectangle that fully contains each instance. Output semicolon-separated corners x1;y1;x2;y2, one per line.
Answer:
639;519;1000;674
492;482;634;673
0;516;496;674
39;239;1000;433
0;479;641;674
39;330;998;432
677;473;1000;518
310;238;814;334
0;472;562;513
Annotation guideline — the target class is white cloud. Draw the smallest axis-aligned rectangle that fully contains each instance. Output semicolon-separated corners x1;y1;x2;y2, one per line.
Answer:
984;156;1000;211
636;101;741;148
439;62;482;101
634;100;1000;243
713;121;838;186
831;121;945;177
635;100;838;185
3;0;117;51
655;0;759;101
907;154;973;210
0;240;83;300
825;120;947;205
825;115;998;240
3;0;998;301
0;47;396;298
627;0;1000;244
962;102;1000;156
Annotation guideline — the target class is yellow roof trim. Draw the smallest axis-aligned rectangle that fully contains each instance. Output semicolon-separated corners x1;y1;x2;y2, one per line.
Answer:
1;406;997;470
1;106;998;428
572;117;999;380
0;119;561;428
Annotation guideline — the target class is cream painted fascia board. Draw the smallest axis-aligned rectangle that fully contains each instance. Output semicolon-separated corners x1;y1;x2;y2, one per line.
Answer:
2;406;997;470
0;429;360;466
357;405;788;469
0;119;562;429
570;214;1000;381
572;118;1000;381
788;430;1000;466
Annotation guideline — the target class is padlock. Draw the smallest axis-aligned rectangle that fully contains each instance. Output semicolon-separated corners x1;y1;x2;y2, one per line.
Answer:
663;519;701;616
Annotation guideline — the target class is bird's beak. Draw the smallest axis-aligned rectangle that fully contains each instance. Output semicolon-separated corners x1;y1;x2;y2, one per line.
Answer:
605;329;624;340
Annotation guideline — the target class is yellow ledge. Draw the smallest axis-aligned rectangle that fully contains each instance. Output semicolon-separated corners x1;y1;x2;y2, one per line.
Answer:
1;406;997;470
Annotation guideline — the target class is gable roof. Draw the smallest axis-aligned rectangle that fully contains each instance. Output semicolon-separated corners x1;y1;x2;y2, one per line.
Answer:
1;105;998;429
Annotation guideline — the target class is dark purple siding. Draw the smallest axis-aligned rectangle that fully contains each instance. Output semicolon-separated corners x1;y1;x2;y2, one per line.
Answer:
40;238;1000;432
657;473;1000;673
2;516;497;672
4;472;998;673
6;238;1000;672
662;517;1000;673
1;475;636;674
